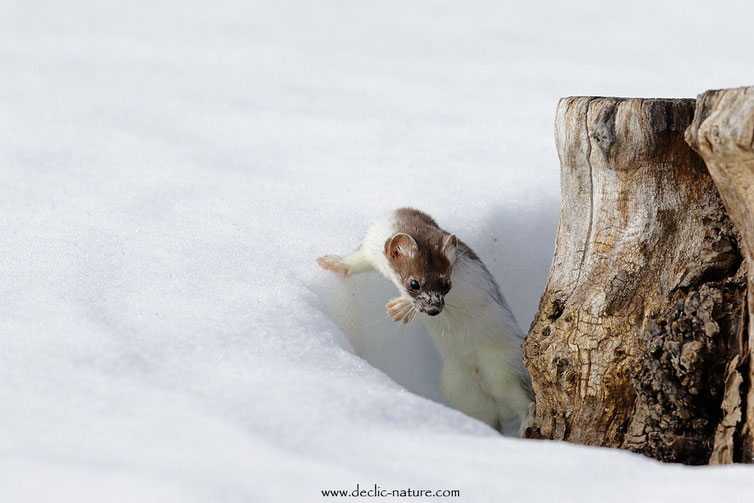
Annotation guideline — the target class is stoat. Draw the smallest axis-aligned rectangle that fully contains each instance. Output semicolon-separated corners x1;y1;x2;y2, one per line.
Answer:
317;208;533;433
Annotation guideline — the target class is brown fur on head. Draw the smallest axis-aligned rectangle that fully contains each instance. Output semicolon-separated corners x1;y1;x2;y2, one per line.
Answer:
384;231;457;316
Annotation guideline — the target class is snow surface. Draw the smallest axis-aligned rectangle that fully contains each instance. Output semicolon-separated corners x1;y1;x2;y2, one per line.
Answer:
2;0;754;501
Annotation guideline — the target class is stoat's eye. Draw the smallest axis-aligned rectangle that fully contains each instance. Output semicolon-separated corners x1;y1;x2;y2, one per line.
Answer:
409;279;420;290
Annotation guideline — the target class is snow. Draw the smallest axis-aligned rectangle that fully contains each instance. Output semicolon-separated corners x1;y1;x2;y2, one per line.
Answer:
2;0;754;500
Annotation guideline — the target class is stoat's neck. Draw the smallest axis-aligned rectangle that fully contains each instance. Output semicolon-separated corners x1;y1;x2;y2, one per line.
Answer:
421;254;524;360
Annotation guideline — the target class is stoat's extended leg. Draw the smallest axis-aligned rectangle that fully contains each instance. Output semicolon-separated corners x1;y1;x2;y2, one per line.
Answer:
386;297;415;324
317;246;375;277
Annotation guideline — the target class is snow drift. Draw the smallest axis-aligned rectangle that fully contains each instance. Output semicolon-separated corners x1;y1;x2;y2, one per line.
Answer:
2;0;754;501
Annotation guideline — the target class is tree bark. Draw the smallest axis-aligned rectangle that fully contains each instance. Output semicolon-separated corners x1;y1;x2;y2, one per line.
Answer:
522;96;747;465
685;86;754;463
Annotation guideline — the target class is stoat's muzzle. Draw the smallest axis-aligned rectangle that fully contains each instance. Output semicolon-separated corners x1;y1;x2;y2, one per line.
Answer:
416;293;445;316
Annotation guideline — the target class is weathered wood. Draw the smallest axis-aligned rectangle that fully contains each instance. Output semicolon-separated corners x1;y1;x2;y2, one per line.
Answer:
686;86;754;463
522;97;747;464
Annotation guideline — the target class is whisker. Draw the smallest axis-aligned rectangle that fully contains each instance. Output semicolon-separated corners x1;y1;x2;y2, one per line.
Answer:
389;303;414;337
442;308;453;336
362;312;397;327
452;246;470;265
390;315;405;338
398;308;413;337
400;305;415;325
407;307;418;333
444;245;471;276
440;310;450;337
446;305;470;343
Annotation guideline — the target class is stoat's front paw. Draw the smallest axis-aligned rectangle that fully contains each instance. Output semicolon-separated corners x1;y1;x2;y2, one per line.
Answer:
317;255;350;276
386;297;414;324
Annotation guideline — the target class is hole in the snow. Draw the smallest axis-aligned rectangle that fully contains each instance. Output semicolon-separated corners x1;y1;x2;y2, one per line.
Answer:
316;273;446;404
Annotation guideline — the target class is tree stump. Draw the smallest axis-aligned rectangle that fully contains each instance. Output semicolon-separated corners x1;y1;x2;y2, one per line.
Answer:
686;86;754;464
522;96;747;465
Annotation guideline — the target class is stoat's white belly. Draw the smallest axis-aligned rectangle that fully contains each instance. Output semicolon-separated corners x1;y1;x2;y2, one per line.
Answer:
420;255;531;424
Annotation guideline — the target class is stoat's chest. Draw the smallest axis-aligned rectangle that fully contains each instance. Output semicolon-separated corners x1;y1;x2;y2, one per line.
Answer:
422;302;503;358
420;261;519;361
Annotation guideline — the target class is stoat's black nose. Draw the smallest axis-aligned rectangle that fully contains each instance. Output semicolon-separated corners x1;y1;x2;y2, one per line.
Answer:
425;307;441;316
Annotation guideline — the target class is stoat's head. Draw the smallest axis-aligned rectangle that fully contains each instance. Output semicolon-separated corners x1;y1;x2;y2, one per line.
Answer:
384;232;457;316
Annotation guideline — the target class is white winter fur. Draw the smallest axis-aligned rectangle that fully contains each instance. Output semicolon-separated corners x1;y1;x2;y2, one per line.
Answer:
325;210;533;432
425;255;532;428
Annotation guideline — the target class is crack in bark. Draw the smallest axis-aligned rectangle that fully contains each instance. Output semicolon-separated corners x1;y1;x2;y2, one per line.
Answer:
575;98;596;293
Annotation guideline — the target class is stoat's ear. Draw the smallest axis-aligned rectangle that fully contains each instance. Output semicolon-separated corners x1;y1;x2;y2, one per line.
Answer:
385;233;418;259
442;234;458;261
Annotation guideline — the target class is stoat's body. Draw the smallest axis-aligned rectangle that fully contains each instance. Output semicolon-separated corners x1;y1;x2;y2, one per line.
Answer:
318;208;533;432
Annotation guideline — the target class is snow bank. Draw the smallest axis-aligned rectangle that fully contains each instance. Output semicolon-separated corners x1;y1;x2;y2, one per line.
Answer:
2;0;754;501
